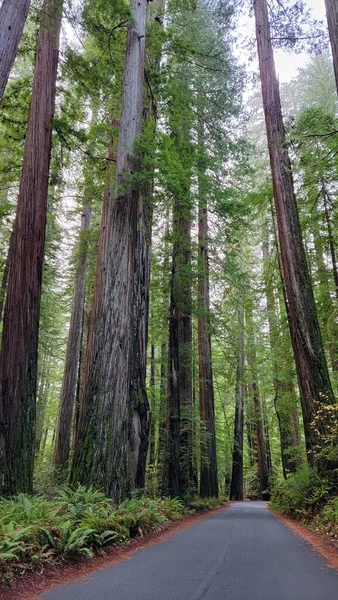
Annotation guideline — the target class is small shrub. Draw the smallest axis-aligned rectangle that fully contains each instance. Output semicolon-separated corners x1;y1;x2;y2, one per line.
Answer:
270;466;330;520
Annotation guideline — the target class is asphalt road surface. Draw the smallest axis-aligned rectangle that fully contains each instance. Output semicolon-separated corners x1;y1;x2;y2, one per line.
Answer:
42;502;338;600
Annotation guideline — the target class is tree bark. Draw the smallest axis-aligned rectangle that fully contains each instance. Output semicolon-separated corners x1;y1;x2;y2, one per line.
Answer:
166;73;195;498
322;183;338;299
53;200;92;471
129;1;165;490
167;197;194;497
325;0;338;95
148;344;156;466
246;300;270;500
0;0;62;496
70;0;147;502
197;119;218;499
0;234;13;325
311;206;338;373
254;0;336;469
262;226;302;476
0;0;31;102
230;302;244;501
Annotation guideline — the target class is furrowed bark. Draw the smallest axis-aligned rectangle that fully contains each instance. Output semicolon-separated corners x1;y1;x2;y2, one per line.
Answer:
0;234;13;325
148;344;156;466
0;0;62;495
262;227;302;476
129;0;165;489
198;119;218;499
246;300;270;500
166;74;195;498
0;0;31;102
53;199;92;471
254;0;336;469
167;198;194;497
70;0;147;502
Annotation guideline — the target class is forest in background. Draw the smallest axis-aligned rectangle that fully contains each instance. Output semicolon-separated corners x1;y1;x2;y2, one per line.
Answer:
0;0;338;582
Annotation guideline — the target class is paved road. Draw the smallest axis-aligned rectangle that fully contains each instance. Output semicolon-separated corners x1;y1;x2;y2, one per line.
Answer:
42;502;338;600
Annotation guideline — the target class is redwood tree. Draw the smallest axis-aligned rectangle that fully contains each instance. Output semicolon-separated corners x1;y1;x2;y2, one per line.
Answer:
254;0;336;469
0;0;31;102
130;0;165;489
166;73;195;498
0;0;63;495
197;119;218;498
262;228;302;477
230;301;245;501
53;198;92;471
70;0;148;501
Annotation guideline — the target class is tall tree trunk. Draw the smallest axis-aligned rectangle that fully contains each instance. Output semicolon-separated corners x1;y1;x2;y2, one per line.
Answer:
72;121;118;455
325;0;338;94
230;302;245;501
254;0;336;470
262;225;302;476
53;200;92;471
262;397;273;475
148;344;156;466
35;352;51;455
166;73;194;498
0;0;62;496
0;0;31;102
158;211;171;493
312;207;338;373
129;1;164;490
167;197;193;497
246;300;270;500
198;119;218;499
70;0;147;502
322;182;338;299
246;390;257;469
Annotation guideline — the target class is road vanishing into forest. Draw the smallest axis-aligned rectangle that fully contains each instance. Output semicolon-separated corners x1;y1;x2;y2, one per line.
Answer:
41;502;338;600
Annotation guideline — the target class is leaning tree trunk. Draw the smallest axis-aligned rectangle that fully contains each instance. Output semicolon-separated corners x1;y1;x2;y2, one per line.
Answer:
70;0;147;502
0;0;31;102
254;0;336;469
53;199;92;471
197;119;218;499
0;0;62;496
230;302;245;501
325;0;338;95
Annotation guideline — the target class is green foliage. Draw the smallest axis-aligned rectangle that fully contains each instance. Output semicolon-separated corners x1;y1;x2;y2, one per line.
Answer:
0;487;215;583
270;467;330;520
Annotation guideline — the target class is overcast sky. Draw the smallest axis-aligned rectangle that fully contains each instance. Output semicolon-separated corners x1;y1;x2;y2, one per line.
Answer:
272;0;327;82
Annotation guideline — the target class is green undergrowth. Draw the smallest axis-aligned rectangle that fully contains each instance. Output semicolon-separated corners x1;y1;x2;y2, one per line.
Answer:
270;466;338;542
0;486;223;584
